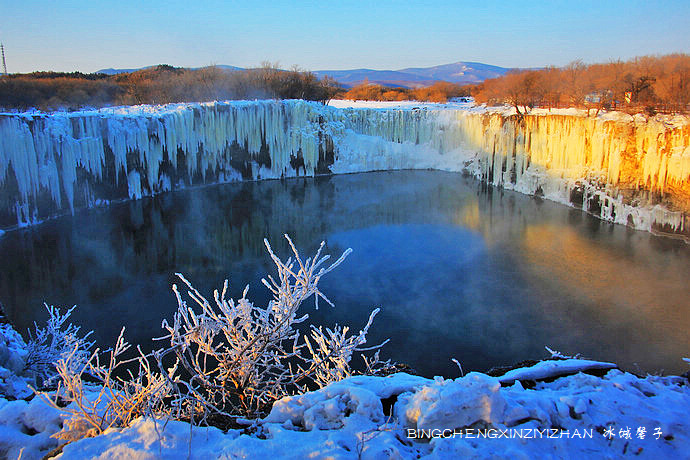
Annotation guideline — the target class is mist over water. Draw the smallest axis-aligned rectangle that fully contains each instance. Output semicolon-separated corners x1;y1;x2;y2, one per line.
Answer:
1;170;688;378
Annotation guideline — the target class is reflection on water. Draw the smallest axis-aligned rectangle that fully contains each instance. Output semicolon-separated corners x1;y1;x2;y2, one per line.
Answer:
1;171;688;377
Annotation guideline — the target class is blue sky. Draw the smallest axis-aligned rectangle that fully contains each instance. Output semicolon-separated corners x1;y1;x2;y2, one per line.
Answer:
3;0;689;73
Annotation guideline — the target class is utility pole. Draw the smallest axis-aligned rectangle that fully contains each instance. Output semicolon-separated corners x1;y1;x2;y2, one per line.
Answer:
0;44;6;76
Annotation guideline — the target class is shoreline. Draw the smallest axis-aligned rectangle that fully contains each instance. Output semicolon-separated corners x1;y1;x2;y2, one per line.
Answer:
1;320;688;459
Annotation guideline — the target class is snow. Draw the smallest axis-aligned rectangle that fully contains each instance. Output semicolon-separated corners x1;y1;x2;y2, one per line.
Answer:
3;369;686;459
0;320;688;459
0;324;31;398
0;396;63;459
497;359;617;385
328;99;479;111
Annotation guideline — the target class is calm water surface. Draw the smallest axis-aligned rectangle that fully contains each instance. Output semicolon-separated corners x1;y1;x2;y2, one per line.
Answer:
1;171;689;377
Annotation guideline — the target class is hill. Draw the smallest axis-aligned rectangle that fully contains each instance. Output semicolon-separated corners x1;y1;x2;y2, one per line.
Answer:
96;61;510;87
95;64;244;75
399;61;509;84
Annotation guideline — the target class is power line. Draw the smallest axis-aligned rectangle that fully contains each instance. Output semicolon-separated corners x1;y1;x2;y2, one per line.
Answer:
1;44;7;75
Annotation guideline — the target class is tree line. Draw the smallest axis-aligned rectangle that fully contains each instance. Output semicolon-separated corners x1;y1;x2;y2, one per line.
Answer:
471;54;690;115
339;80;470;103
3;54;688;113
0;64;342;110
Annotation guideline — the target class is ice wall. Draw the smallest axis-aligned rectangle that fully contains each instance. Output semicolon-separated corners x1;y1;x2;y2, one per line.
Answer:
331;107;690;236
1;100;688;237
0;100;330;227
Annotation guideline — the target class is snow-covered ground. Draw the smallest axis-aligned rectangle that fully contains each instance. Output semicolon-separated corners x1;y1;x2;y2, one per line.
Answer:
329;99;480;111
1;321;688;459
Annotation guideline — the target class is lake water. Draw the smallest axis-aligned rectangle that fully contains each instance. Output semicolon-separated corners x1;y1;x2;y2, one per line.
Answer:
1;170;689;377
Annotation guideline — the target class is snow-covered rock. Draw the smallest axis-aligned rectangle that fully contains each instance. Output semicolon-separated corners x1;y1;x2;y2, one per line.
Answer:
0;324;31;399
20;368;682;460
0;357;686;459
396;373;506;431
0;396;62;460
0;324;27;374
0;310;688;459
265;373;429;430
497;358;617;385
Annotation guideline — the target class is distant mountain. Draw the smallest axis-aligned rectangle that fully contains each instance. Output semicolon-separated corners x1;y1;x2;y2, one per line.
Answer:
399;62;509;84
96;67;147;75
311;69;436;88
205;64;244;72
95;62;510;87
314;61;510;88
95;64;243;75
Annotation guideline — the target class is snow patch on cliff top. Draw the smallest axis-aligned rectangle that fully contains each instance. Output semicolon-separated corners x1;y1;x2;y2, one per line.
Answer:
329;99;690;127
4;99;689;129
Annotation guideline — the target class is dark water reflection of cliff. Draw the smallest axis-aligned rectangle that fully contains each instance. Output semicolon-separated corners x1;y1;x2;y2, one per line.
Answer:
1;171;689;377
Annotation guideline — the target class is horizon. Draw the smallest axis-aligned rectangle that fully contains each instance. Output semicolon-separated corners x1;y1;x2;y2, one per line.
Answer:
90;60;508;73
3;1;690;74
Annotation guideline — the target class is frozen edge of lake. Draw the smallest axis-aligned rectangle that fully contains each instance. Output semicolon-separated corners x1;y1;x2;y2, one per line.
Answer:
1;322;688;459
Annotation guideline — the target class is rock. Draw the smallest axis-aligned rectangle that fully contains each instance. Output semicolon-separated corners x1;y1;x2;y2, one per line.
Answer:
396;373;506;430
0;335;9;365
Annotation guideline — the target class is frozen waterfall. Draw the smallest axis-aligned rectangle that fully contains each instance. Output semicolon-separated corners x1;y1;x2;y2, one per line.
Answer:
0;100;688;236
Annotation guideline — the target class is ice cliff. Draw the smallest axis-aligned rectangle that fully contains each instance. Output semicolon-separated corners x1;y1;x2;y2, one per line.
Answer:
1;100;688;236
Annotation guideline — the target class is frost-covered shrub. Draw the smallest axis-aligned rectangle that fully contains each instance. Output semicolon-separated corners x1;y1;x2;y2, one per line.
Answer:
305;309;388;388
160;235;387;417
40;328;175;441
36;234;388;441
26;305;170;441
25;304;95;386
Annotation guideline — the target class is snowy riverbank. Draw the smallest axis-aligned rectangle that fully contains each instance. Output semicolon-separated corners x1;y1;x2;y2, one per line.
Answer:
1;322;688;459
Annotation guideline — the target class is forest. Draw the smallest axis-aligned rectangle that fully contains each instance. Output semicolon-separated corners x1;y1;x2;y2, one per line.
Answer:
471;54;690;115
0;64;341;110
338;54;690;113
1;54;688;113
339;81;470;103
